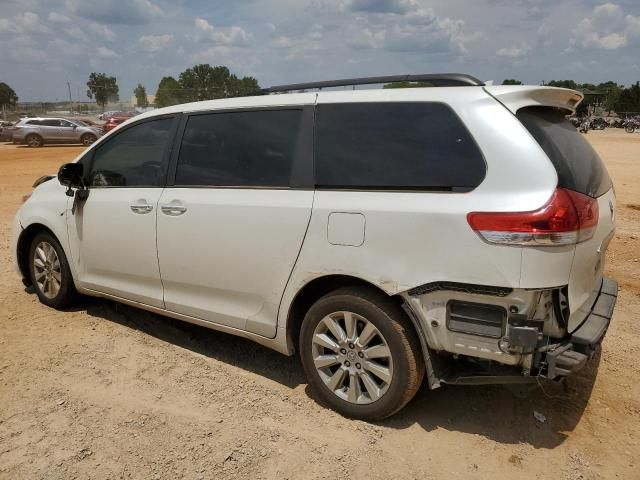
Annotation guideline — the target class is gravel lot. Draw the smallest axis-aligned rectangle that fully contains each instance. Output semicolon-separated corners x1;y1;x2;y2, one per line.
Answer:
1;130;639;479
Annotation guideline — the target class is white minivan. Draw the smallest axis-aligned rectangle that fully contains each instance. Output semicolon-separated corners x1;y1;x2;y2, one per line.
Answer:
12;74;617;420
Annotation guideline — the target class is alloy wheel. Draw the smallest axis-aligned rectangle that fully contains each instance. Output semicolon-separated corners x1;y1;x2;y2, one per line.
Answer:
33;241;62;299
27;136;41;147
311;311;394;404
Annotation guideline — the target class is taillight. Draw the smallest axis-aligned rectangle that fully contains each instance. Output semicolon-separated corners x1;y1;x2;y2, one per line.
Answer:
467;188;598;246
22;193;32;203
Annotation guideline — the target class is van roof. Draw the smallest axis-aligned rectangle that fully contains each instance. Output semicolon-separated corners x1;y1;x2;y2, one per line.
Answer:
134;84;584;123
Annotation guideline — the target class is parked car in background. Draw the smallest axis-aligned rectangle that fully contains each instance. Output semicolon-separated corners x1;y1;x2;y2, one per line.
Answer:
100;111;137;121
102;116;128;133
69;118;100;128
4;118;33;142
98;111;118;120
12;74;617;420
12;117;103;147
0;121;14;142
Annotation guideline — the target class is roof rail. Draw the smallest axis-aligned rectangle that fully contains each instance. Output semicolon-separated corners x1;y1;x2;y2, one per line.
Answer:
263;73;484;93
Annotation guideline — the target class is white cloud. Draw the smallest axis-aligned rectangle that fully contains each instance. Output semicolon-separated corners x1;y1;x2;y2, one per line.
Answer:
496;41;531;59
138;34;174;53
572;3;640;50
96;46;118;59
65;0;162;25
90;23;115;41
347;7;479;54
0;12;44;34
48;12;71;23
194;17;253;46
273;36;294;48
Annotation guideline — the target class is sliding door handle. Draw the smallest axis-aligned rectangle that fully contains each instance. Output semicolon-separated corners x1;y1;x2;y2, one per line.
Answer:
161;204;187;216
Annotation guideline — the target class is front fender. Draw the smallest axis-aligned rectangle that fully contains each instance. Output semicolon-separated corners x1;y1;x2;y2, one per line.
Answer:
17;180;76;284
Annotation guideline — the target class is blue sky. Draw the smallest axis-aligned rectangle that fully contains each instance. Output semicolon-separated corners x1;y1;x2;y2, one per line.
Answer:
1;0;640;101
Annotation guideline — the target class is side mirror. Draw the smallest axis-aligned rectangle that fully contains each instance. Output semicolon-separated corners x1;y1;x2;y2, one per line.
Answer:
58;163;84;196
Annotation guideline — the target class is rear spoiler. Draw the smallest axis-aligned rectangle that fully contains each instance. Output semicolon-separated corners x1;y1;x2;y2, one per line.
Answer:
483;85;584;115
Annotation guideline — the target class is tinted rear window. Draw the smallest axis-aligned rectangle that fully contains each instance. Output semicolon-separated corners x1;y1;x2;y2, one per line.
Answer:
315;102;485;190
176;109;303;187
517;107;612;197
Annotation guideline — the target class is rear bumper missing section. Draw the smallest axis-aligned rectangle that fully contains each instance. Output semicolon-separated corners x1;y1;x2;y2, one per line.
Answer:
545;277;618;380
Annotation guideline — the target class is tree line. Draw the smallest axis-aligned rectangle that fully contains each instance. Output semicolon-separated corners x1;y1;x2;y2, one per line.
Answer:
2;71;640;113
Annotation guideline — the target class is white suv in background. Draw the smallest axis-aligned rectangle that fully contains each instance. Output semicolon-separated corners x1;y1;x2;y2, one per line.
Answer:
12;74;617;420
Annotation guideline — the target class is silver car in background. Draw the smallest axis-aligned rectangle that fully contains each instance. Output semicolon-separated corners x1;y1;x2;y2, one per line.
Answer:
12;117;103;147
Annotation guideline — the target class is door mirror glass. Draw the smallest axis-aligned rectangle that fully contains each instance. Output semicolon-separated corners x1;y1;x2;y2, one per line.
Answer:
58;163;83;188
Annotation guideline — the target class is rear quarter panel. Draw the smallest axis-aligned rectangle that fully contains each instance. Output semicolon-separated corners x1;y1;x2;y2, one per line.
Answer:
278;88;559;328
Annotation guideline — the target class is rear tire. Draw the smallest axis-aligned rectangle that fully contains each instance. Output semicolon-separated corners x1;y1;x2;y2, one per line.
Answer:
26;134;43;147
29;232;77;309
299;286;424;420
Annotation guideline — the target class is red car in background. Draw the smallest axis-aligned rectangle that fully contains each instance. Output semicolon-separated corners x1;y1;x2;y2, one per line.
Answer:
102;116;128;133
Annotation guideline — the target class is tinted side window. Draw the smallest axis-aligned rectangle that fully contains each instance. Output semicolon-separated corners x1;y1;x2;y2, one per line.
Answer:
315;103;485;190
41;119;61;127
26;120;41;125
176;109;303;187
87;118;174;187
517;107;612;197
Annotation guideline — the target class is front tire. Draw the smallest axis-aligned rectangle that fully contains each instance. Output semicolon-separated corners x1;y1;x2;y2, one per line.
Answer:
29;232;77;309
81;133;97;146
299;286;424;420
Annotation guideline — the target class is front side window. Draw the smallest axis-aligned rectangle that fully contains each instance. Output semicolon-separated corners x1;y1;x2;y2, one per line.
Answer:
59;120;75;128
87;117;174;187
175;109;303;187
315;102;485;190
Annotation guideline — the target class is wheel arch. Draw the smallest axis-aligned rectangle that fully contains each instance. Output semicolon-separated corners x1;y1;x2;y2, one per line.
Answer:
17;223;64;286
284;273;440;389
25;132;43;144
285;275;409;350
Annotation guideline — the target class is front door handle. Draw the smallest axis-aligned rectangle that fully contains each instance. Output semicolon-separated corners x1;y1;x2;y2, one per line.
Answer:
161;203;187;216
130;200;154;214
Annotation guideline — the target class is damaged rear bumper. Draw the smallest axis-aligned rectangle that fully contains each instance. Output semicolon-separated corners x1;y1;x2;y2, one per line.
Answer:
544;277;617;380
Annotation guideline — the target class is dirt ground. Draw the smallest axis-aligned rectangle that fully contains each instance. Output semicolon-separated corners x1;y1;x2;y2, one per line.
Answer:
0;131;639;480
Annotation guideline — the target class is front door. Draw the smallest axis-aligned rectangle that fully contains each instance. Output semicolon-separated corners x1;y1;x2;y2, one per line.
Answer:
58;119;78;141
66;116;177;307
157;106;315;337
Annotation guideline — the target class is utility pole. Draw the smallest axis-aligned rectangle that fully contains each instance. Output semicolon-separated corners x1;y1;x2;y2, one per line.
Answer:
66;80;73;114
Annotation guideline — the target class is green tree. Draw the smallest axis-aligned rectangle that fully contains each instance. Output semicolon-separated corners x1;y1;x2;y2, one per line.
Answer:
134;83;148;108
178;64;260;102
0;82;18;118
545;80;578;89
383;81;433;89
596;81;622;112
227;75;261;97
86;72;119;112
501;79;522;85
155;76;182;108
615;82;640;113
